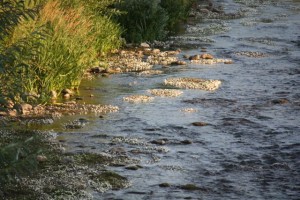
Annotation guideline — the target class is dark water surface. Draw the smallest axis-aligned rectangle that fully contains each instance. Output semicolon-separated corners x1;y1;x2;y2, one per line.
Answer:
41;0;300;199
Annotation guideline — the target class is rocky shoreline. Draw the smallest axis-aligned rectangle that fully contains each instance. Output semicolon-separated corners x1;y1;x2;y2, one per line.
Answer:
0;1;253;199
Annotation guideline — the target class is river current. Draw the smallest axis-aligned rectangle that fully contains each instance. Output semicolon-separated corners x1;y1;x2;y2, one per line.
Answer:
40;0;300;199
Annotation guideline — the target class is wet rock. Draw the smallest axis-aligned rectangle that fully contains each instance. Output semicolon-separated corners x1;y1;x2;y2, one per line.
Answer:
109;147;126;155
151;139;168;145
14;103;32;115
140;42;150;48
164;77;221;91
148;89;183;97
200;53;214;59
181;140;193;145
36;155;47;162
159;183;171;188
7;109;17;117
235;51;269;58
192;122;208;126
75;97;83;101
0;111;7;116
62;88;73;95
89;67;105;74
92;171;130;190
271;98;289;105
171;60;187;65
0;98;14;109
125;165;140;170
123;95;154;103
180;108;197;113
180;184;200;191
189;54;201;60
63;93;71;99
138;70;163;76
224;60;234;64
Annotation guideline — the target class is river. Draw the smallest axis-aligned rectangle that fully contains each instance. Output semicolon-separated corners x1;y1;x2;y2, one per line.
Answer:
36;0;300;199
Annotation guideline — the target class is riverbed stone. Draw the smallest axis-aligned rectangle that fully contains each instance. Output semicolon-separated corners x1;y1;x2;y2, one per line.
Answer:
180;184;200;191
151;139;169;145
164;77;221;91
159;183;171;187
92;171;131;190
123;95;154;103
148;89;183;97
192;122;208;126
14;103;33;115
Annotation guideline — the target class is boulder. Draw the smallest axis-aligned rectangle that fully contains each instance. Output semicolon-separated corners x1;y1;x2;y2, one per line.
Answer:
200;53;214;59
140;42;150;48
14;103;33;115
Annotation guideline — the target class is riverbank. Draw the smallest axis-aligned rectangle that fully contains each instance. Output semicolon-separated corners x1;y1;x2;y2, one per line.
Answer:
1;0;300;199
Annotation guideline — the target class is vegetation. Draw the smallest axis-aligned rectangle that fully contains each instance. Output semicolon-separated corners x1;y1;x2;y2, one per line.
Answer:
115;0;195;43
115;0;169;43
0;0;121;104
0;0;195;105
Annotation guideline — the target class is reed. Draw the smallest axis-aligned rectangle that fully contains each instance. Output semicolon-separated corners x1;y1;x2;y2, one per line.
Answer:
0;0;121;103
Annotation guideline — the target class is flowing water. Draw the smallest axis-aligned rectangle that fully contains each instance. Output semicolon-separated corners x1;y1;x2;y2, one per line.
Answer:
36;0;300;199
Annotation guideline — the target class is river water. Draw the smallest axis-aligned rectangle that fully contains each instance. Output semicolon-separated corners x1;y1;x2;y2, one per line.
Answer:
41;0;300;199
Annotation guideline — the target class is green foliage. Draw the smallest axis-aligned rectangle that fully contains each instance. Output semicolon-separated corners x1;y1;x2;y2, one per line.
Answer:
0;0;122;103
0;137;41;184
161;0;195;32
115;0;169;43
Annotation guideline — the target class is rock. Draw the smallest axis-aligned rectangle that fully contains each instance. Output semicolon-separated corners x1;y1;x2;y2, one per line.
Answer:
50;90;58;99
123;95;154;103
63;93;71;99
192;122;208;126
89;67;105;73
189;55;200;60
152;49;160;54
7;109;17;117
140;42;150;48
62;88;73;95
183;54;190;59
159;183;171;187
93;171;130;190
148;89;183;97
36;155;47;162
109;147;126;155
171;60;187;65
0;111;7;116
200;53;214;59
180;184;200;191
164;77;221;91
151;139;168;145
271;98;289;105
224;60;234;64
14;103;32;115
125;165;139;170
181;140;193;145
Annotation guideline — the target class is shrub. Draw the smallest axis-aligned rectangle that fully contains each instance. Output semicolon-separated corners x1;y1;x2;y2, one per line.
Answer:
115;0;169;43
160;0;195;33
0;0;122;103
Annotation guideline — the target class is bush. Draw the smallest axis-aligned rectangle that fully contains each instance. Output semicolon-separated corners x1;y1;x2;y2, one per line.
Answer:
0;0;122;103
115;0;169;43
161;0;195;33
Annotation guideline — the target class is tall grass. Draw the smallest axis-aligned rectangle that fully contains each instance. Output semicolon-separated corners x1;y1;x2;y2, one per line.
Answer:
0;0;122;103
115;0;169;43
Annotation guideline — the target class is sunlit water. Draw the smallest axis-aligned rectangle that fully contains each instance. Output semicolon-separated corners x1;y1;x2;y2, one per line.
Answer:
34;0;300;199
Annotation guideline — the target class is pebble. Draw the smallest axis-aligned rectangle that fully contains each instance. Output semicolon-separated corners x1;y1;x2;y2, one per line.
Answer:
192;122;208;126
159;183;171;188
151;139;168;145
181;140;193;145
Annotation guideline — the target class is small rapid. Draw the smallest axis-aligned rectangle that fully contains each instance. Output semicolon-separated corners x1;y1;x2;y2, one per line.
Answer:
37;0;300;199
